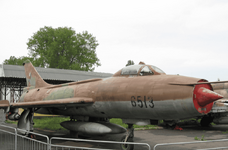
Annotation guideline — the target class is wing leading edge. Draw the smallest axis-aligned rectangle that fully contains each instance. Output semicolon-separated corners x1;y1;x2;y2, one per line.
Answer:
0;100;10;108
0;97;93;109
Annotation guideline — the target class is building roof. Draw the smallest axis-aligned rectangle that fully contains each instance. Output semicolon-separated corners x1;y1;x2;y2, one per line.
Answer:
0;64;113;82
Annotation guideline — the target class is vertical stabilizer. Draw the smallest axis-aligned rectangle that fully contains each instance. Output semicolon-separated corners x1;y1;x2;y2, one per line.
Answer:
23;60;50;88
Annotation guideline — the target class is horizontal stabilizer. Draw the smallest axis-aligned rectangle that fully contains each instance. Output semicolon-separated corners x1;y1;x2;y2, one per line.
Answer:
11;97;94;108
0;100;10;113
0;100;10;108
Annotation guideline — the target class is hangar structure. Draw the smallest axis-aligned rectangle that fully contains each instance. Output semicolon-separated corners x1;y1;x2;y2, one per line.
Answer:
0;64;113;102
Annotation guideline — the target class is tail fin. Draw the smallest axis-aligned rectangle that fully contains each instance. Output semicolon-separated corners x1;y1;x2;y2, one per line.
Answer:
23;60;50;88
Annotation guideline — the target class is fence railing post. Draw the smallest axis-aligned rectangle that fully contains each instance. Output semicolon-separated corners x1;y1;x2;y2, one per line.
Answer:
14;127;17;150
1;124;151;150
50;137;151;150
153;139;228;150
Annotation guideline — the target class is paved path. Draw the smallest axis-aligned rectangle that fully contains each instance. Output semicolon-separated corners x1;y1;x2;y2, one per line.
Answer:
28;124;228;149
0;110;5;124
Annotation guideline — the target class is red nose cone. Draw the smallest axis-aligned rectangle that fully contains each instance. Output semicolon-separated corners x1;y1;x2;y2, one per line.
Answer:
196;87;223;107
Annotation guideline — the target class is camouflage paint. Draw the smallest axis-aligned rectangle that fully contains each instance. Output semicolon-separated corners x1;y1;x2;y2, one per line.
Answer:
20;92;26;102
23;60;50;88
61;83;69;87
44;87;74;101
22;86;35;93
27;76;36;87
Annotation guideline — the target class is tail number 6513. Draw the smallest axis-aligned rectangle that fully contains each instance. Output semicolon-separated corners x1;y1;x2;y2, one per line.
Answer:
131;96;154;108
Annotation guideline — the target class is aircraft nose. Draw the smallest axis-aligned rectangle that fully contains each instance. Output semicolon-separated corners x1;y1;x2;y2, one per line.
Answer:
196;87;223;107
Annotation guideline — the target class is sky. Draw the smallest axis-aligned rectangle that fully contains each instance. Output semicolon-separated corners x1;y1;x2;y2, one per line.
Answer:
0;0;228;81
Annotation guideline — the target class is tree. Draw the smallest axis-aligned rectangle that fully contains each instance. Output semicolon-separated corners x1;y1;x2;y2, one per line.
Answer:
4;56;34;66
26;26;100;71
126;60;135;66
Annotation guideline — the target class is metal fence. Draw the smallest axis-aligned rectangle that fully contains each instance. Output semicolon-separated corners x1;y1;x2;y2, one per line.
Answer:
0;125;17;150
0;124;151;150
0;124;49;150
2;123;228;150
153;139;228;150
50;137;151;150
16;128;49;150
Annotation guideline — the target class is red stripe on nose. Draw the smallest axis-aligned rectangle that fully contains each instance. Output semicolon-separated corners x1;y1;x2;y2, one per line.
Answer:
196;87;223;107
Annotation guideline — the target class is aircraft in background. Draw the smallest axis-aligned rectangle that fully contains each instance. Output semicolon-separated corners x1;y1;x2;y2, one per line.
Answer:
0;60;225;150
199;82;228;126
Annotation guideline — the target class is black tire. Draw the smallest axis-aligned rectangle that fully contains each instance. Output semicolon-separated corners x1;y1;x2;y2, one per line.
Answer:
200;116;213;127
120;136;134;150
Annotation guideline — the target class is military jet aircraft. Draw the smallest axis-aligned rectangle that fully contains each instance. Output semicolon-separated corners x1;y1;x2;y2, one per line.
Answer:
0;60;224;150
197;82;228;127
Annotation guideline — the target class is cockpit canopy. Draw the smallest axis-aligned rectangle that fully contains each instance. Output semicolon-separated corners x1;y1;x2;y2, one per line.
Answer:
113;62;166;77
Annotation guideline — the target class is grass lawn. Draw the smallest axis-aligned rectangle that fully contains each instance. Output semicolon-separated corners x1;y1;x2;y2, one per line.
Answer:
33;116;70;130
110;118;157;129
5;117;158;131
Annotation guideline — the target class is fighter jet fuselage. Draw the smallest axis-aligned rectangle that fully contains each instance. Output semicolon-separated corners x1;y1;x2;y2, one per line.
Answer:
20;63;221;121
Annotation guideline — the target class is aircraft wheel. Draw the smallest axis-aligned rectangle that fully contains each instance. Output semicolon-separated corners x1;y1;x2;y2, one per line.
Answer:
120;136;134;150
200;116;213;127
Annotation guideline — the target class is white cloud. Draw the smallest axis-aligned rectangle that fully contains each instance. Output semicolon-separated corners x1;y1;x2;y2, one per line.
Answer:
0;0;228;82
185;2;228;33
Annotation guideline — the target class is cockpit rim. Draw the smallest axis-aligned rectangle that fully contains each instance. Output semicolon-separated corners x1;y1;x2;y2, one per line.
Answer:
113;63;166;77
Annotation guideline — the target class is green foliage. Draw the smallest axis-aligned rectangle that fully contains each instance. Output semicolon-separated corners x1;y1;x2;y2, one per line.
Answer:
6;117;157;131
222;130;228;134
126;60;135;66
4;26;101;71
27;26;100;71
5;120;17;124
211;122;216;126
3;56;34;66
159;120;164;124
194;135;206;141
194;136;199;140
110;118;128;128
33;116;70;130
201;135;205;141
110;118;157;129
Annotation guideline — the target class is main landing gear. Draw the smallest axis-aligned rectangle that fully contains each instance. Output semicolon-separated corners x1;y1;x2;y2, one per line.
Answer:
200;115;213;127
17;109;36;138
120;124;134;150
